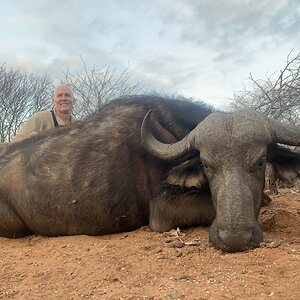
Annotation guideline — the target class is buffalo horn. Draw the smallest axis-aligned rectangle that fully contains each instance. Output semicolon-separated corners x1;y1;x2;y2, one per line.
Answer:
268;118;300;145
141;110;195;160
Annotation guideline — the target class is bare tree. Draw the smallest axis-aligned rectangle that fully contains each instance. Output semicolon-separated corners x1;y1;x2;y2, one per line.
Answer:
62;58;145;118
0;59;145;141
232;50;300;125
232;50;300;194
0;64;53;142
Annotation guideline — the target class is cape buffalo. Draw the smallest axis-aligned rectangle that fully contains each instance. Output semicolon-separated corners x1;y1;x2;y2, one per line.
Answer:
0;96;299;252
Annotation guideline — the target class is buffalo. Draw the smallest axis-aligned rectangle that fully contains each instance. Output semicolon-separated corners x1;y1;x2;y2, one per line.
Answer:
0;96;299;252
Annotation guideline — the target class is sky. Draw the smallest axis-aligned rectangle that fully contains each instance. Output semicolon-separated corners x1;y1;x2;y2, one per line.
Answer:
0;0;300;109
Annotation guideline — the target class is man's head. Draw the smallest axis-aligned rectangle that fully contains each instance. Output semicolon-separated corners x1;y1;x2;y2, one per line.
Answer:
52;85;76;115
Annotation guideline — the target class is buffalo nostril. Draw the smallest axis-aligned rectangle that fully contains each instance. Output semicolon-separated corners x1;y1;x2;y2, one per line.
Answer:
218;229;252;248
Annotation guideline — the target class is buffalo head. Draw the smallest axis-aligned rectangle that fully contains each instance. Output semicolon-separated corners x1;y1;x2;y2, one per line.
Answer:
141;109;300;252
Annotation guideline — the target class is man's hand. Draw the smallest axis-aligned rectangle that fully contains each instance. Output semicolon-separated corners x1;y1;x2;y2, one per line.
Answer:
28;131;38;138
11;131;39;143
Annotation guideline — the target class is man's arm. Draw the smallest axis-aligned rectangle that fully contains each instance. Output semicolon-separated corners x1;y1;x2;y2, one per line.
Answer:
11;134;25;143
11;131;39;143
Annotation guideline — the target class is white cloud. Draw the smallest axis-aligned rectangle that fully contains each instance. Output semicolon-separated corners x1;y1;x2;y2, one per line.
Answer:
0;0;299;109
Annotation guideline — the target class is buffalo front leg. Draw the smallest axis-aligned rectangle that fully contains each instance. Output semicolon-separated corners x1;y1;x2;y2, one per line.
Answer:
0;201;31;238
149;188;215;232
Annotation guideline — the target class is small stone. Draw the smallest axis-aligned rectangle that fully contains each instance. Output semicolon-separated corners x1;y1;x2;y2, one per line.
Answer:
169;241;185;248
178;274;190;280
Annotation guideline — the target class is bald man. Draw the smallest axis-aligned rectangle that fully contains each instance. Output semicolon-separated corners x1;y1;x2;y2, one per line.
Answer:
12;84;78;142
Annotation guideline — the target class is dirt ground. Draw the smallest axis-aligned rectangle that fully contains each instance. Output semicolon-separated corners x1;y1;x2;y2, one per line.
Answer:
0;189;299;300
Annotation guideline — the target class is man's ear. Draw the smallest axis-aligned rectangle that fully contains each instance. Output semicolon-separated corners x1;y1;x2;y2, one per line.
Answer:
267;143;300;183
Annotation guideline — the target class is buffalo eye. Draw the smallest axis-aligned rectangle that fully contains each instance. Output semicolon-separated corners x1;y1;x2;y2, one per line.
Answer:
202;161;209;171
258;159;265;168
250;156;266;172
201;158;216;174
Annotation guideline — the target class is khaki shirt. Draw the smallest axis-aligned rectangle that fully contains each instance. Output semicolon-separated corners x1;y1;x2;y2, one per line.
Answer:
16;111;78;139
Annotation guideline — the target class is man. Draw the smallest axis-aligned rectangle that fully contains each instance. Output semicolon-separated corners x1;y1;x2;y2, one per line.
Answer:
12;84;78;142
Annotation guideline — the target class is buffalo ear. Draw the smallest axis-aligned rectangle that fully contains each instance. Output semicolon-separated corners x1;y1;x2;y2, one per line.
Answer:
165;157;208;189
267;143;300;183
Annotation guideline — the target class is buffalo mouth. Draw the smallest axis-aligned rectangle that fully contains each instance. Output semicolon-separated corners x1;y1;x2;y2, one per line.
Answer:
209;221;263;252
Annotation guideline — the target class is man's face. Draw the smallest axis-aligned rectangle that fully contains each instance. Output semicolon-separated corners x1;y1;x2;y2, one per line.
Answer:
52;85;76;114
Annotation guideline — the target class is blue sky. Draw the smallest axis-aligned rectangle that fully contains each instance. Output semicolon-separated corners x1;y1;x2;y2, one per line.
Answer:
0;0;299;109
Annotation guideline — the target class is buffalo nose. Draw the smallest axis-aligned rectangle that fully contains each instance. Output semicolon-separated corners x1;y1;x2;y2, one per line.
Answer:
218;229;252;249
